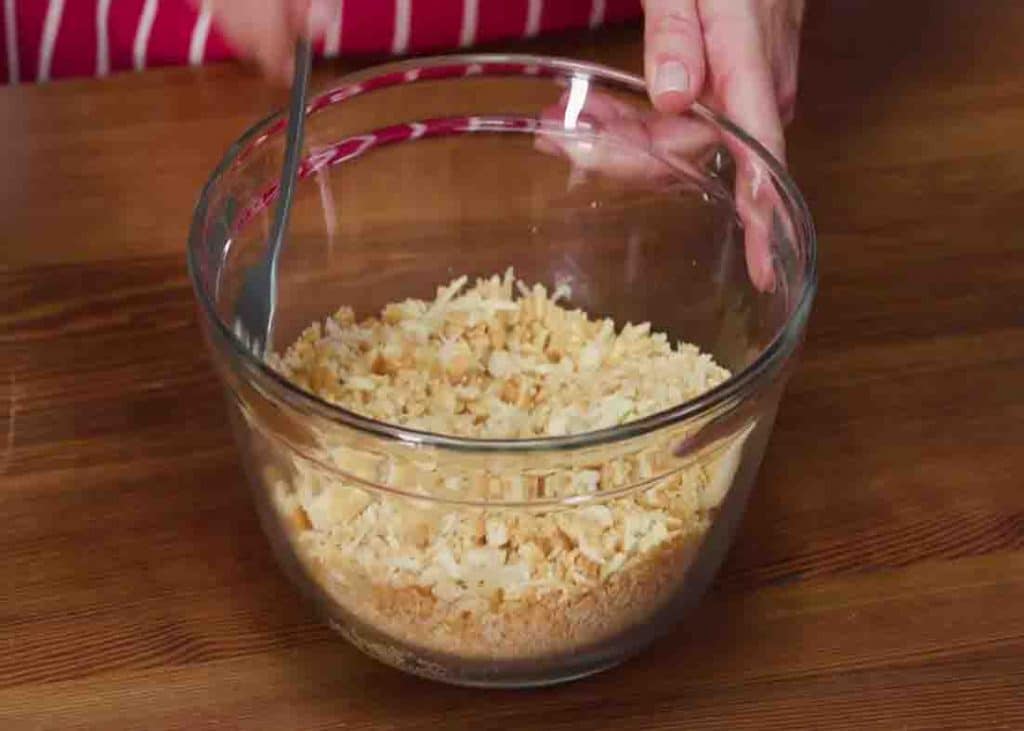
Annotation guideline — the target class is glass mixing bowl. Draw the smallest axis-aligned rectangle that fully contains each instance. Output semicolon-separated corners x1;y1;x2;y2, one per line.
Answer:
187;54;816;687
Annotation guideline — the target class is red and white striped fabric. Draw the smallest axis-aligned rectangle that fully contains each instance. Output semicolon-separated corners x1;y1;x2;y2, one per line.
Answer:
1;0;641;84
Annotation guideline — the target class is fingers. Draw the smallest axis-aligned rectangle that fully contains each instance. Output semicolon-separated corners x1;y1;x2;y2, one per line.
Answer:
306;0;339;36
533;90;722;191
547;86;642;125
643;0;707;114
201;0;293;82
699;0;785;162
770;0;805;126
535;91;673;184
648;113;723;170
734;164;776;292
698;0;787;292
203;0;336;83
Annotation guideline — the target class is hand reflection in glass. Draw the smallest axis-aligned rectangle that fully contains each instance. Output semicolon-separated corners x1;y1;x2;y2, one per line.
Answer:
535;0;805;292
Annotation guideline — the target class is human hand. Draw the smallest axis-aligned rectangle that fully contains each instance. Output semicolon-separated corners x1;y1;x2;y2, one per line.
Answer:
200;0;337;83
538;0;805;291
644;0;804;162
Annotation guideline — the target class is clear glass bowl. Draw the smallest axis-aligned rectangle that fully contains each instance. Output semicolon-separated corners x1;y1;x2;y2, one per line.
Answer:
187;54;816;687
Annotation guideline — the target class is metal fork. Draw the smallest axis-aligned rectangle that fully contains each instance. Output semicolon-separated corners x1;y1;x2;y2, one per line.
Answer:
233;38;313;358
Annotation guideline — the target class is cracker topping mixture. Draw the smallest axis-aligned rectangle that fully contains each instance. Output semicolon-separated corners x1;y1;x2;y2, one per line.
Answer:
269;271;740;660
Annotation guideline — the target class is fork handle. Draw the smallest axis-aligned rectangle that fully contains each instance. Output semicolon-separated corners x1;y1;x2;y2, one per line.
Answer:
268;37;313;271
262;37;313;351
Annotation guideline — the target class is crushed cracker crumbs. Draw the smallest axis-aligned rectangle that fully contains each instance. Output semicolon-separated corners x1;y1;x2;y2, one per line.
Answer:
271;269;729;438
267;271;747;660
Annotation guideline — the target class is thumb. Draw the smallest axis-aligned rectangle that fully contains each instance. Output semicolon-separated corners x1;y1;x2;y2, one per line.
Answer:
643;0;707;114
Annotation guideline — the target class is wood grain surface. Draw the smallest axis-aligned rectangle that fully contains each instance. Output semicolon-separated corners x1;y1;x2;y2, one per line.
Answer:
3;2;1024;729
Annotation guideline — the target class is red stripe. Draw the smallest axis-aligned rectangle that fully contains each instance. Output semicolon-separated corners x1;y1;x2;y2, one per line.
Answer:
540;0;591;34
477;0;528;45
6;0;645;82
204;22;233;63
340;0;394;54
50;0;98;79
16;0;47;81
604;0;643;24
108;0;144;72
144;1;195;68
408;0;461;53
0;0;8;82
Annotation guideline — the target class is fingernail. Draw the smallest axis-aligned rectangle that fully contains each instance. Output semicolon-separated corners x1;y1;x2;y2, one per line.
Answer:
653;61;690;97
748;161;767;201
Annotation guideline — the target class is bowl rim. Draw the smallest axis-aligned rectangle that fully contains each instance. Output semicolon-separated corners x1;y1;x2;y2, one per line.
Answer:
187;52;818;454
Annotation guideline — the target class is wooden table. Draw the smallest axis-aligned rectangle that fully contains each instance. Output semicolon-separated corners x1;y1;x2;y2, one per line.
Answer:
3;2;1023;728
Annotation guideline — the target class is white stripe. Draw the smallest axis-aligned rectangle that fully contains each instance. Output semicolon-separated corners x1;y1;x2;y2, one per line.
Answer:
37;0;66;83
188;7;212;66
589;0;606;29
459;0;478;48
323;0;343;58
96;0;112;76
133;0;159;71
4;0;18;84
525;0;542;38
564;76;588;130
391;0;411;55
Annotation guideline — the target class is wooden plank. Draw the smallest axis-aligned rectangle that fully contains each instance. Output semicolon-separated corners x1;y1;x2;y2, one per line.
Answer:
2;1;1024;728
2;554;1022;729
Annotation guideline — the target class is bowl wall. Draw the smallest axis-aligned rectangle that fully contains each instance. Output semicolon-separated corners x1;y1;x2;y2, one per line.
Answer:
188;55;815;686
